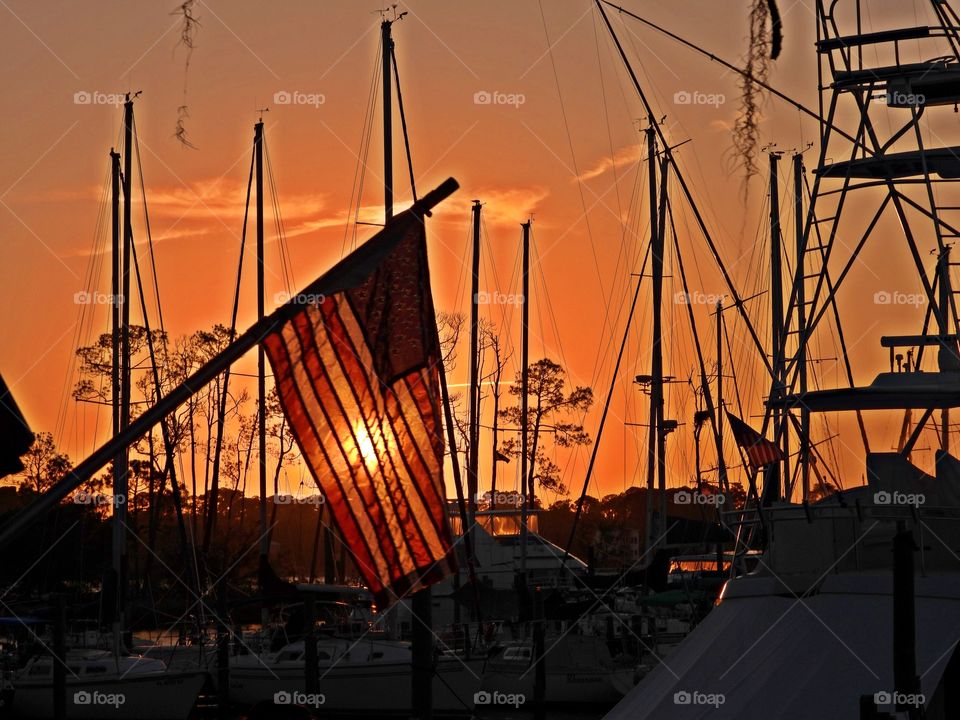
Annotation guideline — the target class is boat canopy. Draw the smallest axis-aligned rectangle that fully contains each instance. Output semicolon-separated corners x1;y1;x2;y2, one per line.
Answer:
603;572;960;719
771;371;960;411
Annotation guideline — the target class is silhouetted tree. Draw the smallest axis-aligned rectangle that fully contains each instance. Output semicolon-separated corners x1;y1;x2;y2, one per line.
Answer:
499;358;593;499
16;432;71;494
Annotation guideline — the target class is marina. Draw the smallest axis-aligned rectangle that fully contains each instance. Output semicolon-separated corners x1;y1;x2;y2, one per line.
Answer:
2;1;960;718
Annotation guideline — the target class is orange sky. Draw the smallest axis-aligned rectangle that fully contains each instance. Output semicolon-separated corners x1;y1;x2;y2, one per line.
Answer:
1;0;956;503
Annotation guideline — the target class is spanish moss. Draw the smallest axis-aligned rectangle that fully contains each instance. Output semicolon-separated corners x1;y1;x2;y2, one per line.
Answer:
171;0;200;149
732;0;781;189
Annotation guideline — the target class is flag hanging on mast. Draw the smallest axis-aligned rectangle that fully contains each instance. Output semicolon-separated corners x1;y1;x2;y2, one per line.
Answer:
725;411;784;468
262;209;457;607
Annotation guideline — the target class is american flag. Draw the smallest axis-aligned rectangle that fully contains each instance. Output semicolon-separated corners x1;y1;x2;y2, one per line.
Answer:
262;210;457;607
725;411;784;468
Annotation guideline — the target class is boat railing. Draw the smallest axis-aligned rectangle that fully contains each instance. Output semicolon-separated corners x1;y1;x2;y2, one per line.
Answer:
816;11;960;104
722;501;960;525
722;501;960;575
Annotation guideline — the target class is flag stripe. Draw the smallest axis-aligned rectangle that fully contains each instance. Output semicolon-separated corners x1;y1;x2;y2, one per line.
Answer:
310;302;436;572
287;313;407;586
262;213;457;606
726;411;784;468
385;375;450;562
324;298;450;560
278;321;394;583
398;373;447;508
263;330;387;586
289;310;413;583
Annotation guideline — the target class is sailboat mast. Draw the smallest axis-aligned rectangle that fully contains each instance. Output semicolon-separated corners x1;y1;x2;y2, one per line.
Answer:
655;155;669;538
467;200;481;521
519;220;531;583
716;300;724;492
794;152;810;499
940;249;952;453
109;143;122;656
382;19;394;223
114;94;134;653
255;120;268;584
768;152;786;501
378;16;431;716
644;126;660;552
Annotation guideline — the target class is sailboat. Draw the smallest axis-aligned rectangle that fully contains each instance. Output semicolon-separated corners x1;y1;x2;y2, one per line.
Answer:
11;95;207;720
12;649;206;720
229;636;481;715
602;1;960;717
222;12;486;716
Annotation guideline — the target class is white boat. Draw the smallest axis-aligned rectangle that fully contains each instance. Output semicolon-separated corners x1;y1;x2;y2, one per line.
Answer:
12;649;207;720
229;636;483;715
603;484;960;719
481;634;638;705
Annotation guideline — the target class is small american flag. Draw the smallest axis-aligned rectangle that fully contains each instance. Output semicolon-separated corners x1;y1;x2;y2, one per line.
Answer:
726;411;784;468
262;210;457;607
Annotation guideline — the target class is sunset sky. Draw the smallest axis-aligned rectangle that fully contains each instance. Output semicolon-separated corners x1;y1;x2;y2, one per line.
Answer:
1;0;955;503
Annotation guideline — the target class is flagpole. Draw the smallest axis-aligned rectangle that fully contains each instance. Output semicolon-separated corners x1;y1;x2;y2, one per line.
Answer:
0;178;460;551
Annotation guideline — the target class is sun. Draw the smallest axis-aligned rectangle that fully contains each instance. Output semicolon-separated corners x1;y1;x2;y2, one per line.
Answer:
352;420;380;468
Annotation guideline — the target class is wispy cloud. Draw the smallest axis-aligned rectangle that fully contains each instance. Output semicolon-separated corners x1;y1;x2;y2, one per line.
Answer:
431;185;549;227
576;145;643;182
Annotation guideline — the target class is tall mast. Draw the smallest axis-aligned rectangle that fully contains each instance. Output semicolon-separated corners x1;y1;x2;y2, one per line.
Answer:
655;156;669;536
644;126;660;553
716;300;724;495
113;94;134;655
381;15;430;716
467;200;482;522
794;152;810;499
518;220;531;586
255;120;268;595
940;248;952;454
109;143;122;658
382;19;394;223
768;151;785;501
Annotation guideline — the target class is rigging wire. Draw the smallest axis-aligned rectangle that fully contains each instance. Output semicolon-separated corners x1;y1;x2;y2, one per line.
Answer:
264;137;296;295
536;0;621;380
341;35;382;257
390;43;417;204
55;161;112;449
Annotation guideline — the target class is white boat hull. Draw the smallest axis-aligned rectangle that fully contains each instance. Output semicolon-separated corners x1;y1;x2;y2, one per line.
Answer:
229;656;482;715
481;665;633;704
13;670;207;720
